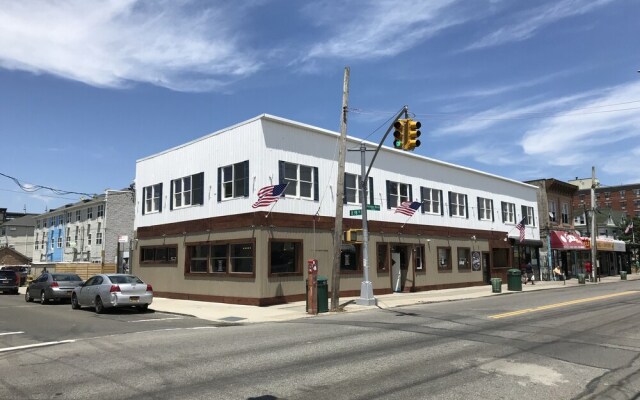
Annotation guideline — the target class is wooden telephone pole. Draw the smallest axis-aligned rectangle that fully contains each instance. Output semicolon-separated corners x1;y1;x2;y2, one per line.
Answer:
330;67;349;311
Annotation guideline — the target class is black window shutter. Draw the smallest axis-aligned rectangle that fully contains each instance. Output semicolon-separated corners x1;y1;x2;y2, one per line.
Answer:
368;177;374;205
313;167;319;201
448;192;453;216
243;160;249;197
440;190;444;216
420;187;425;214
170;181;174;210
141;187;146;215
501;202;505;222
158;184;163;213
217;168;222;202
278;161;285;185
343;173;347;204
465;195;469;219
386;180;392;209
521;205;527;225
408;185;413;203
193;172;204;205
477;197;481;220
490;199;494;221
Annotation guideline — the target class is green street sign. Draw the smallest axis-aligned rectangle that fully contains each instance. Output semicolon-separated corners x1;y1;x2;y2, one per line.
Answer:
350;210;362;216
367;204;380;211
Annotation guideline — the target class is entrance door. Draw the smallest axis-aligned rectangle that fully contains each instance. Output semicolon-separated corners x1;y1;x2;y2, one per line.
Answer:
391;252;402;292
482;252;491;284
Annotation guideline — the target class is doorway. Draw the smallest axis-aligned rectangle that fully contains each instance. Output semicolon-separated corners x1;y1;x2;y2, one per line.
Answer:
390;245;409;292
482;252;491;284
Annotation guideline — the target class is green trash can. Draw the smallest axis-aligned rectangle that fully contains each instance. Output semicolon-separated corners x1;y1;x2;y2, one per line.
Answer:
507;269;522;291
621;271;628;280
577;273;585;284
491;278;502;293
306;276;329;313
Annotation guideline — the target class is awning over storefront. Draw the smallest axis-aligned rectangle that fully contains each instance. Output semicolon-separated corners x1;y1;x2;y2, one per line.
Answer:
550;230;585;249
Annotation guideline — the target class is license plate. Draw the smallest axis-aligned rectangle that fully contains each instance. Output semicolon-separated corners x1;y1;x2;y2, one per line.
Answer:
0;280;7;284
129;296;139;302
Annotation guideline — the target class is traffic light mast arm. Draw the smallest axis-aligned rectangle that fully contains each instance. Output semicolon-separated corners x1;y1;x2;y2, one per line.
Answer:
364;106;409;180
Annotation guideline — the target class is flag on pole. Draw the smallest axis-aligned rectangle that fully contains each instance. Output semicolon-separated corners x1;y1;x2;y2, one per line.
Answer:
252;183;288;208
515;217;526;243
625;221;634;234
394;201;422;217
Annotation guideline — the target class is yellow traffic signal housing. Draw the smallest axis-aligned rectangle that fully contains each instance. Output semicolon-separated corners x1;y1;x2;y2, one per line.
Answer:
392;119;407;150
343;229;363;243
404;119;421;151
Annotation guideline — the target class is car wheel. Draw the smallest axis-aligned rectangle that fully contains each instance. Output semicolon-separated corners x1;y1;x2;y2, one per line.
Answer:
71;294;81;310
25;290;32;302
137;304;149;312
95;297;105;314
40;291;47;305
13;288;19;295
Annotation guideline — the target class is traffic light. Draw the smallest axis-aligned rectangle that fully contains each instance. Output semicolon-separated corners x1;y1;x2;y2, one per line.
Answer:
404;119;421;151
392;119;407;149
343;229;363;243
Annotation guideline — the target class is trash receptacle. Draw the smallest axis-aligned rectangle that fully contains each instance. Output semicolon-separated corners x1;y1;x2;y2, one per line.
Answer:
507;269;522;291
317;276;328;313
621;271;627;280
306;276;329;313
578;273;585;284
491;278;502;293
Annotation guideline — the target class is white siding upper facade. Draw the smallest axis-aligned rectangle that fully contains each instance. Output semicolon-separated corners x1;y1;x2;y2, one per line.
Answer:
135;114;540;241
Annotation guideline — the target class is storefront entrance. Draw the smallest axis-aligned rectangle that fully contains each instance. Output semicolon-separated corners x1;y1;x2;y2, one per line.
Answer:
390;245;409;292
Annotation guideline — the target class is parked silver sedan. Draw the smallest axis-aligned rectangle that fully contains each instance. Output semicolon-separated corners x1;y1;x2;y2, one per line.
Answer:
71;274;153;313
25;272;83;304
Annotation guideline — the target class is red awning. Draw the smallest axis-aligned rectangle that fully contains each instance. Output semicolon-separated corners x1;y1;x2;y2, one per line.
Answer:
550;230;585;249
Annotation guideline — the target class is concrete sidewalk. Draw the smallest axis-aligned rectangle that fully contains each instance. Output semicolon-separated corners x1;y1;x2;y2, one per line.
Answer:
150;273;640;324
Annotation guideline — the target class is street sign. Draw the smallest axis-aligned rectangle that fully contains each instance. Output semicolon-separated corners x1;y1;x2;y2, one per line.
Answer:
367;204;380;211
350;210;362;216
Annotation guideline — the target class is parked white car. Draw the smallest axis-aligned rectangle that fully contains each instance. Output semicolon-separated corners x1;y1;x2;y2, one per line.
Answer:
71;274;153;313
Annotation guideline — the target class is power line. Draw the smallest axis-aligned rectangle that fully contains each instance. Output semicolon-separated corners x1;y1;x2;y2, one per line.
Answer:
0;172;95;197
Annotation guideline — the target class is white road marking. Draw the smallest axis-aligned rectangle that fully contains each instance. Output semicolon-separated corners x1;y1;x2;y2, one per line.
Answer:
0;340;75;353
0;331;24;336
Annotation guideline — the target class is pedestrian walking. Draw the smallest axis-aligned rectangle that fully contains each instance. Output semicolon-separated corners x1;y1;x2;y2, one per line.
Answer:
525;262;535;285
585;261;592;282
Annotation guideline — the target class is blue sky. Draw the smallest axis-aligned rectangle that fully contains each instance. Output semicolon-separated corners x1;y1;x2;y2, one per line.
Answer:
1;0;639;214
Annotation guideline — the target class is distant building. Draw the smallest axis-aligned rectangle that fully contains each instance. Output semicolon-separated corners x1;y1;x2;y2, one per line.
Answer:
31;191;135;266
134;114;542;306
572;182;640;220
0;208;37;223
0;214;36;260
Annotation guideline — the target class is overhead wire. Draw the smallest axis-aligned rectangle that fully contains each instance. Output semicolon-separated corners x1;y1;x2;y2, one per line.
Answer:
0;172;95;197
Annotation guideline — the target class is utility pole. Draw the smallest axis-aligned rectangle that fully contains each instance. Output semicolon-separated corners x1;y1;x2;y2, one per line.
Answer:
590;166;598;282
330;67;349;311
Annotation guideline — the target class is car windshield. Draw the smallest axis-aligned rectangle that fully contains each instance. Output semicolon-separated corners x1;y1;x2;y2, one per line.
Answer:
0;271;16;278
108;275;144;284
52;274;82;282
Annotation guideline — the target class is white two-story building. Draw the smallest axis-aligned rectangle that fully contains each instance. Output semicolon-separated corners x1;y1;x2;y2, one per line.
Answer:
134;114;541;305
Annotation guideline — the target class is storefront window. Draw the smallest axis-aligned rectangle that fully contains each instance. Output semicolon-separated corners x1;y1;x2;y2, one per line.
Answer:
438;247;451;272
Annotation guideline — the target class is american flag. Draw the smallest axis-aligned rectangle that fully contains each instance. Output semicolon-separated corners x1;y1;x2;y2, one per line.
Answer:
515;217;526;243
625;221;634;234
252;183;288;208
394;201;422;217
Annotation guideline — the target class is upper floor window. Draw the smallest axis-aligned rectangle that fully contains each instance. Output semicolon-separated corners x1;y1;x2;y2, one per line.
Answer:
634;189;640;197
66;212;71;224
386;181;411;209
477;197;493;221
97;205;104;218
561;203;569;224
171;172;204;209
66;228;71;247
219;161;249;200
96;223;102;245
36;219;40;229
548;200;557;222
574;213;585;225
449;192;467;218
604;192;610;199
76;210;81;222
522;206;535;226
579;194;585;203
620;190;625;197
281;161;318;200
34;234;39;250
344;173;374;205
501;202;516;224
57;215;63;226
87;207;93;219
143;183;163;214
43;218;47;228
57;229;62;248
421;187;442;215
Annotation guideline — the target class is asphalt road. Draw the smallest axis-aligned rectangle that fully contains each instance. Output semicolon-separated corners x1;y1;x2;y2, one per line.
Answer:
1;281;640;400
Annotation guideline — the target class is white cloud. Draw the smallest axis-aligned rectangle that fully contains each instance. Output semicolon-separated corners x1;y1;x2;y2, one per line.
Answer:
0;0;261;91
300;0;465;61
465;0;614;51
